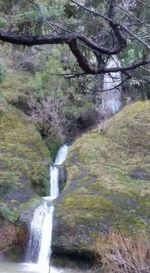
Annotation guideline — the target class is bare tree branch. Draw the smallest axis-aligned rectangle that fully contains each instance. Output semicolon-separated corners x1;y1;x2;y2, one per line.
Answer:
116;4;150;27
0;30;149;76
120;25;150;50
44;72;86;79
71;0;113;24
95;76;130;92
0;0;149;81
0;30;126;55
0;31;72;46
98;59;150;74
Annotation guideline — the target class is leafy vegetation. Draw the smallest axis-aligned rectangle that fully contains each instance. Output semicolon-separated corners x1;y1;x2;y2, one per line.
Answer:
0;0;149;89
0;42;97;144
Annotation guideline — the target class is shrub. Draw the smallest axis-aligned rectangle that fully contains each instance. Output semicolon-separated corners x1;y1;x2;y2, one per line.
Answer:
27;95;66;140
0;202;18;223
95;233;150;273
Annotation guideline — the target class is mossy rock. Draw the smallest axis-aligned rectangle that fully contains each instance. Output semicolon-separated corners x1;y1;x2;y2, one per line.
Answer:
0;98;51;251
53;101;150;256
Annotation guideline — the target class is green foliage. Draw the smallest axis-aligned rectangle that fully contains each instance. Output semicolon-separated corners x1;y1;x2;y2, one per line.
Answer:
0;0;12;12
43;1;67;19
0;61;6;84
31;163;49;196
24;46;96;139
0;16;7;28
0;0;68;34
44;135;63;161
0;171;18;197
0;202;18;222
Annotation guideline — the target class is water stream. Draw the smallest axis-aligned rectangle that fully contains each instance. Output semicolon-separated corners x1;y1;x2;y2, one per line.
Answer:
0;261;88;273
0;144;89;273
24;144;69;273
96;55;122;119
102;56;122;116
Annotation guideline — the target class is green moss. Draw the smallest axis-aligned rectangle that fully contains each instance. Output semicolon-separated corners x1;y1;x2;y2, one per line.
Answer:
0;99;51;222
67;165;81;182
62;193;113;219
56;101;150;239
0;202;19;222
20;197;41;212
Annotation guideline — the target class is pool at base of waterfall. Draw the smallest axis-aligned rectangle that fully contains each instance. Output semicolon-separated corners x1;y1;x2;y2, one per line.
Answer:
0;261;89;273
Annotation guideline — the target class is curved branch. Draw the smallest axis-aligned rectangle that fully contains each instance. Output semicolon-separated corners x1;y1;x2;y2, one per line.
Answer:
0;32;149;76
78;32;126;54
0;29;126;55
69;39;95;74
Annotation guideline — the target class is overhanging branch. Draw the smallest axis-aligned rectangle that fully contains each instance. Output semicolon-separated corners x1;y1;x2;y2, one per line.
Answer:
0;31;72;46
0;30;149;76
0;0;149;80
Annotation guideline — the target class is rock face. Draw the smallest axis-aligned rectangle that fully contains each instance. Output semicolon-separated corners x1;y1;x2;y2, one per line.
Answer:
0;99;50;252
53;101;150;256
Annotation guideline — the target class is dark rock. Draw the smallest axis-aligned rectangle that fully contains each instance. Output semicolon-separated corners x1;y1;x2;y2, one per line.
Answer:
130;167;150;180
51;251;95;270
58;165;67;193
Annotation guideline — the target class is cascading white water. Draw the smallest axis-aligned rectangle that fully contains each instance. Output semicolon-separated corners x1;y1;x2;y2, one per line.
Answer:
102;56;122;117
37;204;54;268
96;56;122;119
50;144;68;200
50;167;59;200
54;144;68;165
26;201;54;266
25;144;68;273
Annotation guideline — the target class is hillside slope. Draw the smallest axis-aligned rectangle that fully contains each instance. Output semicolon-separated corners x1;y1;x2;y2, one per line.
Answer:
0;98;50;252
53;101;150;256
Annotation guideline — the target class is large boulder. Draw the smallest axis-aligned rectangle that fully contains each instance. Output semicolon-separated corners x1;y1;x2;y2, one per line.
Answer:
53;101;150;257
0;99;50;252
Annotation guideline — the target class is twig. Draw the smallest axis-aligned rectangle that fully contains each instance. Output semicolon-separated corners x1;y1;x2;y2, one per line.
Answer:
112;211;142;273
116;4;150;27
95;77;129;92
71;0;150;50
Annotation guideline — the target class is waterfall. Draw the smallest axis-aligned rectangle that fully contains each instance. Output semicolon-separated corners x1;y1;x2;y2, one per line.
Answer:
54;144;68;165
25;202;54;265
25;144;68;272
96;56;122;119
50;167;59;200
102;56;122;116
